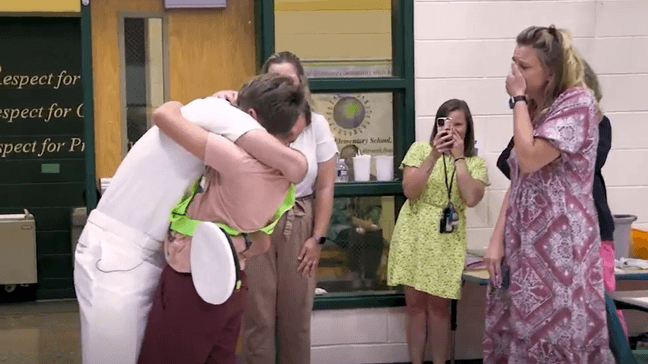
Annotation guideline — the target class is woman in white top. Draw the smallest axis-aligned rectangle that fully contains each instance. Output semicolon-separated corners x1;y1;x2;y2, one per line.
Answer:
215;51;338;364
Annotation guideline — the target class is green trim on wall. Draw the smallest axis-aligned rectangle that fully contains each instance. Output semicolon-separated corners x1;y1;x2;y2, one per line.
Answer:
308;78;407;92
392;0;404;79
81;0;97;212
334;181;402;197
401;0;416;152
313;292;405;310
255;0;275;72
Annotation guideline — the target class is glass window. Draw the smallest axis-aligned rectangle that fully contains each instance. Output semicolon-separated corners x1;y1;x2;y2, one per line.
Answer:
312;92;395;182
316;195;401;294
259;0;414;305
121;16;165;155
274;0;393;78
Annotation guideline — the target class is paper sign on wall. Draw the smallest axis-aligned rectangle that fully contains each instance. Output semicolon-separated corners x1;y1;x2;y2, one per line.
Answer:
312;93;393;157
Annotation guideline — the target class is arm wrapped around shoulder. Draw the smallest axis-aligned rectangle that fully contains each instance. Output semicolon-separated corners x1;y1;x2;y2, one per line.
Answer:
236;130;307;184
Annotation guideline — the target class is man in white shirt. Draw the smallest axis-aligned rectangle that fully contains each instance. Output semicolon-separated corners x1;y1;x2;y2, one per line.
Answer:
74;75;307;364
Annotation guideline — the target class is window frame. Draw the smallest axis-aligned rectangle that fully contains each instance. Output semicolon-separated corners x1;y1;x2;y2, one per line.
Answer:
118;11;169;158
256;0;415;309
81;1;98;211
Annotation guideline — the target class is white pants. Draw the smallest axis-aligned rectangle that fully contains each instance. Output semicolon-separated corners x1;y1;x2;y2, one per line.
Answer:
74;210;165;364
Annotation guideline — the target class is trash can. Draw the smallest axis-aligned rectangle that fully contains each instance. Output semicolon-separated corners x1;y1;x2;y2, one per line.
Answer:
71;207;88;263
613;214;638;260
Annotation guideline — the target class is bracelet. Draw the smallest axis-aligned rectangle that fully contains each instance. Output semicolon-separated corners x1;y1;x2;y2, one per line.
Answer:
454;157;466;163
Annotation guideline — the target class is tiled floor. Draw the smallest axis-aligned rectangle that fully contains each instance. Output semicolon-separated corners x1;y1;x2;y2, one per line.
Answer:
0;300;81;364
0;299;249;364
0;300;484;364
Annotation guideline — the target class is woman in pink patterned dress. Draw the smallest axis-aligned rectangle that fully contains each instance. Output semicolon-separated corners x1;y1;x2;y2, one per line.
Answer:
482;25;614;363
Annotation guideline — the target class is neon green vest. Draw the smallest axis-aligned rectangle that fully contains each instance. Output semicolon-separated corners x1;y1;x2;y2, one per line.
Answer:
169;179;296;237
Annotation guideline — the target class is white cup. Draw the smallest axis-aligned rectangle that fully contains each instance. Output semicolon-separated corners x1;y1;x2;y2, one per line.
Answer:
374;156;394;181
353;155;371;182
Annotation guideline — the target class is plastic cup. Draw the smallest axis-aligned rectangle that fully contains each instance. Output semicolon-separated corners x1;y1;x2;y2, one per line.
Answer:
375;156;394;181
353;155;371;182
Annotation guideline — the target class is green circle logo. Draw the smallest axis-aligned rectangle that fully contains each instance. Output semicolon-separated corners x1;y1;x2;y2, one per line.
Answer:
332;97;366;130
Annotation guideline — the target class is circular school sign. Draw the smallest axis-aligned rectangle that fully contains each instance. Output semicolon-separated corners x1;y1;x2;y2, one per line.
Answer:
325;94;371;136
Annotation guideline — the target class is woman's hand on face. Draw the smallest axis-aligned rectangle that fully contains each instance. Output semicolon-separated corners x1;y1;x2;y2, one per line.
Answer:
506;62;527;97
211;90;238;105
431;129;454;160
484;237;504;287
450;129;465;159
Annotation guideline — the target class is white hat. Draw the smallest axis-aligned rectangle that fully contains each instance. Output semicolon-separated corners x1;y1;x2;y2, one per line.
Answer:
190;222;240;305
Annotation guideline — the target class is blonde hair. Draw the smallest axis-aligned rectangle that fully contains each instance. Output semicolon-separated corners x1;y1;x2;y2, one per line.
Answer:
516;25;585;119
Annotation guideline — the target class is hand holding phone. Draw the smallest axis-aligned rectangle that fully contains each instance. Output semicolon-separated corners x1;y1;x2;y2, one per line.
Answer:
434;117;454;156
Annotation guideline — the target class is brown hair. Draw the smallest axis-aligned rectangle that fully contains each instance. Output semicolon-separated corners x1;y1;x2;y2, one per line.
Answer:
261;51;314;121
583;59;602;103
430;99;476;157
516;25;585;119
237;73;310;137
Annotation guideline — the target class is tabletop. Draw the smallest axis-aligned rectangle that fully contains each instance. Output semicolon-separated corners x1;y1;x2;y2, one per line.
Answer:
461;267;648;286
609;290;648;313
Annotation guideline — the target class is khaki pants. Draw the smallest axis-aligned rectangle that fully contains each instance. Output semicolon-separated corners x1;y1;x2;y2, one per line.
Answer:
242;197;316;364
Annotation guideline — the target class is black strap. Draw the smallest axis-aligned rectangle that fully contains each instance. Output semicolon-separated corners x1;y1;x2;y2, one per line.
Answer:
240;233;253;254
443;155;456;202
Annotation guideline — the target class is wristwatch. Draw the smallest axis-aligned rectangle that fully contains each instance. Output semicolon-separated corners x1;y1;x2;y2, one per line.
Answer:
509;95;527;109
315;235;327;245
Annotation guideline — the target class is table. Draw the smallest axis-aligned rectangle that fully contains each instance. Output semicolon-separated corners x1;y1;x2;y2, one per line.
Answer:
461;267;648;286
449;267;648;363
446;270;489;364
610;269;648;314
461;269;489;286
610;290;648;314
616;268;648;282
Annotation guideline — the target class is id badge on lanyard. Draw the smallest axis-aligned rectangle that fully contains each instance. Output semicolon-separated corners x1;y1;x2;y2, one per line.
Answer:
439;156;460;234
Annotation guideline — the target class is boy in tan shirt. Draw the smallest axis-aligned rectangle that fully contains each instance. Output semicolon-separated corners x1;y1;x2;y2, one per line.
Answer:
138;74;310;364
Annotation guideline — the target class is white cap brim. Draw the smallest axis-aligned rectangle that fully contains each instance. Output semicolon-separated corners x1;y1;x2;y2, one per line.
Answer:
190;222;237;305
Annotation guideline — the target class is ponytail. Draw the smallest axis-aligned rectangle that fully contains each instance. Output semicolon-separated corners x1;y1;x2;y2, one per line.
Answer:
556;27;585;89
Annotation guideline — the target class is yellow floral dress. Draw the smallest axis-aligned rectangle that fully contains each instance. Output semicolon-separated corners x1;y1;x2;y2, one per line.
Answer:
388;142;489;299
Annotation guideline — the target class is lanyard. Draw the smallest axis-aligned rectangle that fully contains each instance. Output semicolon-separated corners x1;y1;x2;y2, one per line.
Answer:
442;155;456;202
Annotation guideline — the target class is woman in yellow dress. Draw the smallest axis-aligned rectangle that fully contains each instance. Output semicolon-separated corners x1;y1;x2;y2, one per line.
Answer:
388;99;489;364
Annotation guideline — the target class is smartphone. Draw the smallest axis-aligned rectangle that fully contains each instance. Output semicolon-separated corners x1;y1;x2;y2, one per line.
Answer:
436;117;452;139
500;264;510;290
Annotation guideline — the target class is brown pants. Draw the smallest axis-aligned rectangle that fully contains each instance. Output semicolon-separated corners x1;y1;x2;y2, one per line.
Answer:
242;197;316;364
138;265;247;364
